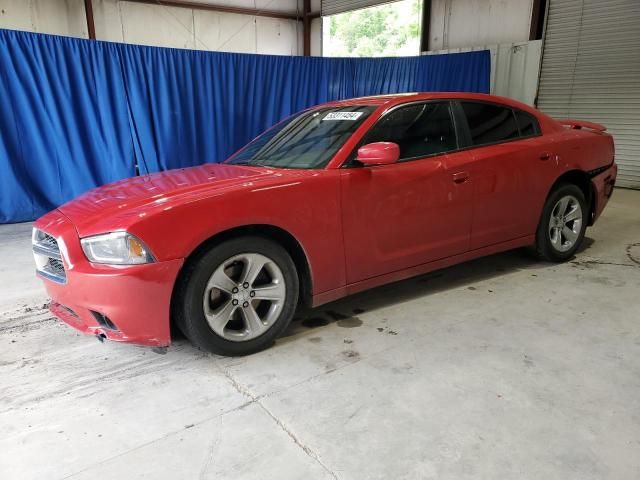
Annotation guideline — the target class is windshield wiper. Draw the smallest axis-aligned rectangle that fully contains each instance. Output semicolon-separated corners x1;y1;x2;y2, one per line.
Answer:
232;159;270;167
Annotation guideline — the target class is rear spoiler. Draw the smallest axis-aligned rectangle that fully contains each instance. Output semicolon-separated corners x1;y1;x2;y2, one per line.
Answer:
559;119;607;132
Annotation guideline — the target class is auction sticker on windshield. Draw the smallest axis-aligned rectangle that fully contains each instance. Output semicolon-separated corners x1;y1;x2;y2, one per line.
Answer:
323;112;364;121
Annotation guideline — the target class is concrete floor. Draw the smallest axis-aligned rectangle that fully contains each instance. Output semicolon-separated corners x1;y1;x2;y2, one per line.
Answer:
1;189;639;480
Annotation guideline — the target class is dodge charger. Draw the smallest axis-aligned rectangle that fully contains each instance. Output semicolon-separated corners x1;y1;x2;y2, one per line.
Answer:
33;93;617;355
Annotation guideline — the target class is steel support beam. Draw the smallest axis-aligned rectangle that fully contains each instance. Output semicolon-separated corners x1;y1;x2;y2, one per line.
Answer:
419;0;431;52
124;0;302;21
529;0;547;40
303;0;311;56
84;0;96;40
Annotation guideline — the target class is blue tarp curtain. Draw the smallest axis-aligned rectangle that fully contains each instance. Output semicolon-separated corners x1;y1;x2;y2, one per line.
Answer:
0;29;490;223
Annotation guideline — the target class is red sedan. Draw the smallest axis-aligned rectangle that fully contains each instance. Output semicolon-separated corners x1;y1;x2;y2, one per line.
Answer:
33;93;617;355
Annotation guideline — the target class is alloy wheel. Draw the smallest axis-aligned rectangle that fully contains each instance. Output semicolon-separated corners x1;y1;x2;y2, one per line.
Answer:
202;253;286;342
548;194;583;253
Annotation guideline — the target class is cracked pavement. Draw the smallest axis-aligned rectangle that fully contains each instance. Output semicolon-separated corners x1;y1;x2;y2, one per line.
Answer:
1;189;639;480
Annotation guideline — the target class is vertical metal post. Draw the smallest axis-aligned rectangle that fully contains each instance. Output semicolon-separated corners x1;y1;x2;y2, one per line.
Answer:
84;0;96;40
529;0;548;40
303;0;311;56
420;0;431;53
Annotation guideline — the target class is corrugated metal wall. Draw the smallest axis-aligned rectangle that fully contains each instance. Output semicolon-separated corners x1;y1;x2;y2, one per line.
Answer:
425;40;543;106
429;0;534;50
0;0;303;55
537;0;640;189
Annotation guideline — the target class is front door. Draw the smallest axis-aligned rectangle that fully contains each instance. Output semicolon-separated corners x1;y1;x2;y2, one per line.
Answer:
340;101;474;284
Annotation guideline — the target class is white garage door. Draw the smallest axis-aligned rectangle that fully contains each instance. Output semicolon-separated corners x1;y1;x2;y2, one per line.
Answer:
321;0;400;16
537;0;640;189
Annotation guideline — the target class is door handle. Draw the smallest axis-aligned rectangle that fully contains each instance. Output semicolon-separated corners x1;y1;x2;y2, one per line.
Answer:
539;152;553;161
452;171;470;184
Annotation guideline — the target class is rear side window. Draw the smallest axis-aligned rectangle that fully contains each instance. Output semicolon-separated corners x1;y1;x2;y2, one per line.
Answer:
460;102;519;146
363;101;457;160
514;109;540;137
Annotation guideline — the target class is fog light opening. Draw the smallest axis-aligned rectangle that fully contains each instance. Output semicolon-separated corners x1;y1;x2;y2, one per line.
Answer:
90;311;119;331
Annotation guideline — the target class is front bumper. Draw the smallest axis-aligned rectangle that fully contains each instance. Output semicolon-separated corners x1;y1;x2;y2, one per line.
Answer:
34;209;183;347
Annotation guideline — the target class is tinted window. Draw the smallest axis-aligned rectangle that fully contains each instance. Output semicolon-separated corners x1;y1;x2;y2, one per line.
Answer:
228;106;375;169
363;102;457;160
514;109;540;137
460;102;519;146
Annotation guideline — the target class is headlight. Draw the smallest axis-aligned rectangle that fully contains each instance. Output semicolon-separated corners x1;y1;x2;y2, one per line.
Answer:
80;232;155;265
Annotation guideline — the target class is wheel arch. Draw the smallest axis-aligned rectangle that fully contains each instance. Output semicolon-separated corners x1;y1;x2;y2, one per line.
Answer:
548;169;597;225
170;224;313;330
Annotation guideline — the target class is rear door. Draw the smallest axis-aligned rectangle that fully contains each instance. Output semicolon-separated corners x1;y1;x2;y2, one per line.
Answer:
455;101;556;249
340;101;474;284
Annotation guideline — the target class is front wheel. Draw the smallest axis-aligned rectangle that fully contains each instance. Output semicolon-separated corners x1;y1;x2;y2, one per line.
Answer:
175;236;299;356
535;183;588;262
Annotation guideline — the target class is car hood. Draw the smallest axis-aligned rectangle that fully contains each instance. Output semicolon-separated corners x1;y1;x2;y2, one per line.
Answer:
58;163;282;235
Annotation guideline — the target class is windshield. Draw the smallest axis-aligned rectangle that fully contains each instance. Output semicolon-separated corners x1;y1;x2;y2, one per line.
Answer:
227;105;376;169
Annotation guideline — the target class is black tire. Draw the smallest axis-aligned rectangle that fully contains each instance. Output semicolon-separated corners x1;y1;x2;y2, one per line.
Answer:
174;236;299;356
535;183;588;262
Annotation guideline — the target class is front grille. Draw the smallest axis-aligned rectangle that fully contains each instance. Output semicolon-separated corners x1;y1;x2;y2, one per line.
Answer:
40;232;58;249
46;258;65;277
33;228;67;283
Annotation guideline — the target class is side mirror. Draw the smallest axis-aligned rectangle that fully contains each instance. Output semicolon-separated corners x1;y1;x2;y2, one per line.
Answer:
356;142;400;166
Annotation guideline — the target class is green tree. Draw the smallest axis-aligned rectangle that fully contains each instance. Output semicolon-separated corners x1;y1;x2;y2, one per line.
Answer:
325;0;422;57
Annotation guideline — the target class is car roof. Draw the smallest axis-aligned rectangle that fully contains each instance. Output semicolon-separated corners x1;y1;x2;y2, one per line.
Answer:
318;92;561;136
323;92;535;112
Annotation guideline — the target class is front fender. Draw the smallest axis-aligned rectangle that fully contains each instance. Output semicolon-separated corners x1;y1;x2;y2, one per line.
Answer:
126;170;346;297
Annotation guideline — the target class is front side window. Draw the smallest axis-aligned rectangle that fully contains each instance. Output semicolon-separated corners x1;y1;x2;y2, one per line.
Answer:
227;106;375;169
460;102;519;146
362;101;458;161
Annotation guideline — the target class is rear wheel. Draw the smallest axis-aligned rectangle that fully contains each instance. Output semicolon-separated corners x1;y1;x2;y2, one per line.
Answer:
175;236;299;356
535;183;587;262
